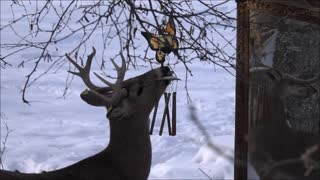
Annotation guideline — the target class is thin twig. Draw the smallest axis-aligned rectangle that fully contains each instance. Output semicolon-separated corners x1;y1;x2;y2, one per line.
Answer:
0;116;13;170
198;168;213;180
1;1;236;103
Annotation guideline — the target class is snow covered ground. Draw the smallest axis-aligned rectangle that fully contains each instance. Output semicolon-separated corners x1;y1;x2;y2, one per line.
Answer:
1;63;236;179
1;1;238;179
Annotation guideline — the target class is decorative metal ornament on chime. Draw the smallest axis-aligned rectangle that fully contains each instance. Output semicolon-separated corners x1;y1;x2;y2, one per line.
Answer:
234;0;320;180
141;14;180;136
141;14;180;67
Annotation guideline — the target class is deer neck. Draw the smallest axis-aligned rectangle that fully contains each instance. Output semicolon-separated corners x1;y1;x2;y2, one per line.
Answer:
105;112;152;179
107;112;151;145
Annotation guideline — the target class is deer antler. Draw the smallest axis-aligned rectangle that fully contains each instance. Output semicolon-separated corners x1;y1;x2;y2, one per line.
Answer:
66;47;101;90
65;47;127;106
250;65;320;85
282;72;320;85
93;52;126;91
93;52;128;105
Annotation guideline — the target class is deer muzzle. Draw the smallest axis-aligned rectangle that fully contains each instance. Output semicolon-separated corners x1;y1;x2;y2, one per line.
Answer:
159;66;181;82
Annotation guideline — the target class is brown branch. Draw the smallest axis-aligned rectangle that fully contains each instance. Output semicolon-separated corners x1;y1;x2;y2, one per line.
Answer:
21;0;76;104
1;0;236;103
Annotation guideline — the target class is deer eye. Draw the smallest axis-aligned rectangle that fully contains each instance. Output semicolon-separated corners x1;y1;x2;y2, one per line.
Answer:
137;86;144;96
267;71;277;80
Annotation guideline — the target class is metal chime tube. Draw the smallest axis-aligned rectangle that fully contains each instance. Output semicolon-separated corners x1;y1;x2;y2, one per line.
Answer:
159;93;171;135
149;101;159;135
172;92;177;136
151;90;177;136
166;93;172;135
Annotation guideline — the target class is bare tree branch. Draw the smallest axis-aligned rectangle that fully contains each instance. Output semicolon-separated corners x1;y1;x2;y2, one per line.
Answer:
0;113;13;170
1;0;236;103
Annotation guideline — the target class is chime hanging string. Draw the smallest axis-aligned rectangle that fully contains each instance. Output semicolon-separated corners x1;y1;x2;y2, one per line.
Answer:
159;69;171;135
167;72;177;136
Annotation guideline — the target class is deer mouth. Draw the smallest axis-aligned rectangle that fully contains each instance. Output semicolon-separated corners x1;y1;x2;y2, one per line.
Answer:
161;74;180;85
159;66;180;85
161;76;180;81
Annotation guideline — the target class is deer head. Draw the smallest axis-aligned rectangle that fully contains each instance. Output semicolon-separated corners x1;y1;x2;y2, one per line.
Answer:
250;67;318;99
249;67;319;126
66;47;178;121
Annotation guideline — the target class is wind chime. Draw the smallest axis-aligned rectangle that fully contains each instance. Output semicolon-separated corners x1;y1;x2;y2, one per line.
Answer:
150;81;178;136
141;14;179;136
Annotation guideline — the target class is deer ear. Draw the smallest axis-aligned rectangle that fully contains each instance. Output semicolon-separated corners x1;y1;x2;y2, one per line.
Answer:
80;89;107;107
107;107;124;120
289;84;318;99
106;101;130;120
266;69;282;81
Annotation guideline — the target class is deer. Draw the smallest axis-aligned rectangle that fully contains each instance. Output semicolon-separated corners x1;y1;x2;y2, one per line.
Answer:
247;66;320;180
0;47;179;180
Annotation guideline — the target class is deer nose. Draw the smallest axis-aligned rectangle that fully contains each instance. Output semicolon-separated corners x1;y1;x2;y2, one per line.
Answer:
161;66;172;76
308;84;318;96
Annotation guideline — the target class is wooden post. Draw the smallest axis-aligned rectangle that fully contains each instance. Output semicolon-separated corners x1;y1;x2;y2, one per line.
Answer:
234;0;250;180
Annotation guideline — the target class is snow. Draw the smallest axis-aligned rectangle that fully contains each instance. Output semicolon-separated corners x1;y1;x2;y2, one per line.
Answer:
1;1;238;179
1;61;236;179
